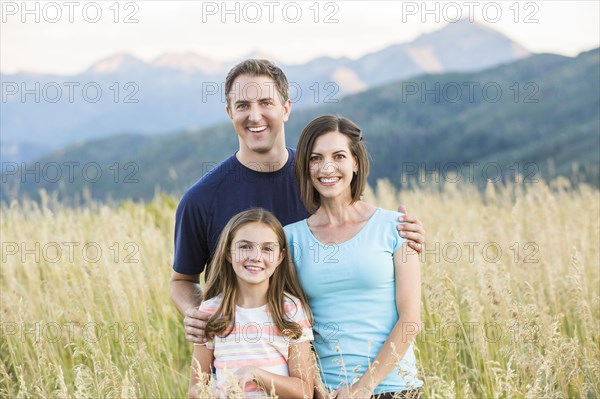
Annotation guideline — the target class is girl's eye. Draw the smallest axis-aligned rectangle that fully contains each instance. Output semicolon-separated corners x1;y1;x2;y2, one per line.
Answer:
263;246;274;252
239;244;252;250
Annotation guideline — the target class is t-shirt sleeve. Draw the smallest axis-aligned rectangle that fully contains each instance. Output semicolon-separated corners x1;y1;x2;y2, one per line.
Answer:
284;296;314;344
389;210;407;253
193;297;220;349
173;191;210;275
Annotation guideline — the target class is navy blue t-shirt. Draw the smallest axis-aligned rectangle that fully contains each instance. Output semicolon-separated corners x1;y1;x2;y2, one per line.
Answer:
173;148;310;278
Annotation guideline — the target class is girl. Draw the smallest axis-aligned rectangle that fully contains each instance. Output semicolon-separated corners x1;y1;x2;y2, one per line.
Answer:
188;208;315;399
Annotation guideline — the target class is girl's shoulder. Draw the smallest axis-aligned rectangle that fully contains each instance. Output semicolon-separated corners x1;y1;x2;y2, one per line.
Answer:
282;293;311;325
282;293;304;313
199;294;223;313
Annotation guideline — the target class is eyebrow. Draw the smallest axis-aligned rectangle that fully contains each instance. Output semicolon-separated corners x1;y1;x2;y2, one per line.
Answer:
234;97;274;105
310;150;348;155
235;240;279;245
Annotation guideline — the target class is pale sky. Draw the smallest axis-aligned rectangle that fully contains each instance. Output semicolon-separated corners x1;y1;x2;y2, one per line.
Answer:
1;0;599;75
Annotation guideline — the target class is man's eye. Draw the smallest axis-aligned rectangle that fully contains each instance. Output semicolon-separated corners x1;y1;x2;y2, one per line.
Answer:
237;104;248;110
261;101;273;106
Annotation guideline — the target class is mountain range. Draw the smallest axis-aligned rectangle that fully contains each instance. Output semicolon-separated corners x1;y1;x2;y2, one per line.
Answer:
3;47;598;203
1;19;529;163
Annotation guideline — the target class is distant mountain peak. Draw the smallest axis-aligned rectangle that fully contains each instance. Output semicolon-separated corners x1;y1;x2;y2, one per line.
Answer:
152;52;222;74
413;19;530;56
88;53;146;73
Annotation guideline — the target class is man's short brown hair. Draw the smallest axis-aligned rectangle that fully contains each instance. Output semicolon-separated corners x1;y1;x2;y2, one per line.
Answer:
224;59;289;108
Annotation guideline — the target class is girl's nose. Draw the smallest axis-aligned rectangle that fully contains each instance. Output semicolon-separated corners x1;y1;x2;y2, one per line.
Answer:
248;245;262;261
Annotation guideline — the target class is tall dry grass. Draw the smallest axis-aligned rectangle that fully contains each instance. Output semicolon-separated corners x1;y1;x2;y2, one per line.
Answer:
1;179;599;398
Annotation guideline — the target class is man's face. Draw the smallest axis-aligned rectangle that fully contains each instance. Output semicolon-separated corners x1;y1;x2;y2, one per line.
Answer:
226;74;291;155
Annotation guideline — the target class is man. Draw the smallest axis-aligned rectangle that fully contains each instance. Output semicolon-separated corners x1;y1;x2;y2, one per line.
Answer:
170;59;425;343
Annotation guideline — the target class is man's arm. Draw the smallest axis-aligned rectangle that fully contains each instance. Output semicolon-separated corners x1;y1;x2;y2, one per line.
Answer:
170;271;209;343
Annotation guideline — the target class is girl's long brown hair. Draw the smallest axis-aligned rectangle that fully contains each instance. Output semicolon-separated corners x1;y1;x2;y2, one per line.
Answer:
202;208;313;341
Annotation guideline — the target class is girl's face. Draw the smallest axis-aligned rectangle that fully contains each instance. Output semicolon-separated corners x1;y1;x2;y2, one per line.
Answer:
228;222;284;289
309;131;358;201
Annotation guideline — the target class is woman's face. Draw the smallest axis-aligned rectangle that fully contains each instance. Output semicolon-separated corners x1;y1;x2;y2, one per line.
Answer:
308;131;358;202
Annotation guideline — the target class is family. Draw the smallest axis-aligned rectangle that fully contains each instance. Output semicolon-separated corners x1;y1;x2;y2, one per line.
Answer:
170;60;426;399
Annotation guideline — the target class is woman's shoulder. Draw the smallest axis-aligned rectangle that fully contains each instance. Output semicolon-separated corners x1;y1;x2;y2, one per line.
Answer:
283;218;308;238
375;207;403;223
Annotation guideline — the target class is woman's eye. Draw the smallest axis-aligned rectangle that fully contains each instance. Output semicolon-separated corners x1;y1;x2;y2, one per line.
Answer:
335;154;345;159
309;156;320;162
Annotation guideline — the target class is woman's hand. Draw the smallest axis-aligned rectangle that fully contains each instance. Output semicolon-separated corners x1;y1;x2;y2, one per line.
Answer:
333;382;374;398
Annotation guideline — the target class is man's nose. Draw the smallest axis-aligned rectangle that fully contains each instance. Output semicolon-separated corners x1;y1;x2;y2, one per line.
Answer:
248;103;261;122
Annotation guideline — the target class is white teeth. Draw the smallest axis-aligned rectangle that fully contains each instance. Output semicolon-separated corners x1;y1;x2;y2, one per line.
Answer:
248;126;267;132
320;177;339;183
245;265;264;271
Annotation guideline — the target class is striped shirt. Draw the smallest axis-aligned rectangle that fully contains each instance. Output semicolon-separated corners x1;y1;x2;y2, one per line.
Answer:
197;294;313;397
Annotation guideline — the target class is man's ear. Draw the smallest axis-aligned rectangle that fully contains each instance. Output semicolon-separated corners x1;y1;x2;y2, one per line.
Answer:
282;99;292;122
226;105;233;120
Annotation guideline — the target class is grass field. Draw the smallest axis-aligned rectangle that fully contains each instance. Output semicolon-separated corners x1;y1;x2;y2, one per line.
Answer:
1;179;599;398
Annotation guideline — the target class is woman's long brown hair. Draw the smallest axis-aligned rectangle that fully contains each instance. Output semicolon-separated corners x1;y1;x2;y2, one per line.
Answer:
202;208;313;341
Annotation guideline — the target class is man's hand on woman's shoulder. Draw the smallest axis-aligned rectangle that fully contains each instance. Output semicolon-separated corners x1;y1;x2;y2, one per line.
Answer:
397;204;425;254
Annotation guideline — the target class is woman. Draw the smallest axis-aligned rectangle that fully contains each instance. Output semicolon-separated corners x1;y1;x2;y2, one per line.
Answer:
284;115;423;399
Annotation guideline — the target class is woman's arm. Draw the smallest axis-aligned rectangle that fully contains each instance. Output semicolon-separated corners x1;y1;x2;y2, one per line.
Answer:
335;243;422;398
188;345;214;399
235;340;315;399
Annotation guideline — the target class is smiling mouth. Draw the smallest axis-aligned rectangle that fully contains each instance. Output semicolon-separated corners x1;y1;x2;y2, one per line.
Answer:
318;177;340;184
247;126;267;133
244;265;264;272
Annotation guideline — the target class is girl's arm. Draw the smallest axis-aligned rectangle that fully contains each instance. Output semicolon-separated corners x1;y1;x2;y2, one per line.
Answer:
188;344;214;399
335;243;422;398
235;340;315;399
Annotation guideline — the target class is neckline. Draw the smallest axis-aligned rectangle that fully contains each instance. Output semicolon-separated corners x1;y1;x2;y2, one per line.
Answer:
303;208;380;246
236;303;268;311
232;148;291;177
